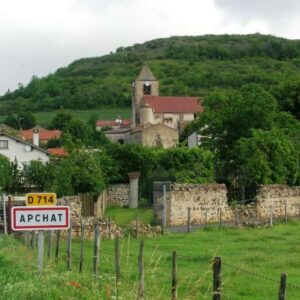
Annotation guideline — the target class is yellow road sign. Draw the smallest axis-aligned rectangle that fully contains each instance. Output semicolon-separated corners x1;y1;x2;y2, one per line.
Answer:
26;193;57;206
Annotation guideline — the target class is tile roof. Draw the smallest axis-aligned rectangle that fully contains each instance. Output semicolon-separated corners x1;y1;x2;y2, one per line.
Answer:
48;148;69;157
96;120;131;127
143;96;203;113
21;128;62;141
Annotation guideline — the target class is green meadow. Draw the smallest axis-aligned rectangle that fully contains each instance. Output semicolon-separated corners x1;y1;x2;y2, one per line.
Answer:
0;107;131;127
1;221;300;299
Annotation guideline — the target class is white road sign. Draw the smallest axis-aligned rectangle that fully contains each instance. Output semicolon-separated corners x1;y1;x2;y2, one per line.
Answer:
11;206;70;231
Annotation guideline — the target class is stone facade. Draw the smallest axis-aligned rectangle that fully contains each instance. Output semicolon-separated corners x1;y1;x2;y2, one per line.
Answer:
154;183;300;226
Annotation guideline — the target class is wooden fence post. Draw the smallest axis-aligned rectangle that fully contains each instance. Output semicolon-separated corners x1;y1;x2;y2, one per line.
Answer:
47;230;52;258
37;231;44;274
252;211;256;227
172;251;177;300
93;225;101;279
187;207;192;233
219;208;222;226
138;239;144;299
2;193;7;235
7;195;12;234
284;203;287;223
66;221;72;270
55;230;61;263
213;256;221;300
79;222;85;273
278;272;287;300
270;205;273;226
108;217;112;240
115;234;121;292
31;230;36;250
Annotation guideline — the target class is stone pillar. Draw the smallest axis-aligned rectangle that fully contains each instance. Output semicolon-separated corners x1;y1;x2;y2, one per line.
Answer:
128;172;140;208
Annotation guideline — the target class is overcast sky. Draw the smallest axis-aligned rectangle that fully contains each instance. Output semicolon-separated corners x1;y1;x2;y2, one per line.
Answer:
1;0;300;96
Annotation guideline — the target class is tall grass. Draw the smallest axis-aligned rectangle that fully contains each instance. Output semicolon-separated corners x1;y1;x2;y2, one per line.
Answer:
1;222;300;299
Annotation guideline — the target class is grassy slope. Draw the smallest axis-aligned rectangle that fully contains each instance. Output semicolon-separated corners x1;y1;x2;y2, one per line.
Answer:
0;107;131;127
1;221;300;299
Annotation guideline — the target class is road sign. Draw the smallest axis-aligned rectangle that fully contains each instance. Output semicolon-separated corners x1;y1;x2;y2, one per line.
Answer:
26;193;57;206
11;206;70;231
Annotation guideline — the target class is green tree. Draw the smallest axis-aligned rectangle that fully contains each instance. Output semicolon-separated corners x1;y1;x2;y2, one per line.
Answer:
0;155;10;191
4;114;18;129
24;160;48;190
17;111;36;129
234;128;299;186
272;79;300;119
65;119;93;146
51;110;73;130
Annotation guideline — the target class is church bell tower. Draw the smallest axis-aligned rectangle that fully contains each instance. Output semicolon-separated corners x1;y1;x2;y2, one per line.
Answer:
132;64;159;126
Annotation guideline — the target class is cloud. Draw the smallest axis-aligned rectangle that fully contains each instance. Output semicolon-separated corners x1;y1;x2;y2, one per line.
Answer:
215;0;300;36
1;0;300;95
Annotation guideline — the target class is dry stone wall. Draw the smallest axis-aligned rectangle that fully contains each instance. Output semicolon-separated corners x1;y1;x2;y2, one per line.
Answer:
57;196;122;239
107;184;129;207
154;183;300;226
158;183;233;226
255;185;300;220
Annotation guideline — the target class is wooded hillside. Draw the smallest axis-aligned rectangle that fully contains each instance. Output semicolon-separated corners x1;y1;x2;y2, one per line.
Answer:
1;34;300;117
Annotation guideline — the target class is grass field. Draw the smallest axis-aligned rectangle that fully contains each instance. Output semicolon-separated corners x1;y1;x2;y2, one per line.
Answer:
0;107;131;127
1;221;300;299
105;207;154;226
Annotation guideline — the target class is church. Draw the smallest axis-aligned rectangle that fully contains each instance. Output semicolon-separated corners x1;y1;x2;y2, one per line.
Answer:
103;64;203;148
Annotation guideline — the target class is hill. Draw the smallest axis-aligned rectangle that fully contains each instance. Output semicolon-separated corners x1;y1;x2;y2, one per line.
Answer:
1;33;300;115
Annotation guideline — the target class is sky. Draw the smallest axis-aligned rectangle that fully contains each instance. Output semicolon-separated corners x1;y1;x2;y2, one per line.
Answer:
1;0;300;96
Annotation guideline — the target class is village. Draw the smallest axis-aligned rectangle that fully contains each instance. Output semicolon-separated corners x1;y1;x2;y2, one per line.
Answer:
2;1;300;300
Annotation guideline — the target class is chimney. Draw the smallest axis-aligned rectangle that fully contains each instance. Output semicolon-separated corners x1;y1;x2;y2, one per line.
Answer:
33;128;39;146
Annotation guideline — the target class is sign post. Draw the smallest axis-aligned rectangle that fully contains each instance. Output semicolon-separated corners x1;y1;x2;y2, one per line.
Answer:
11;193;69;274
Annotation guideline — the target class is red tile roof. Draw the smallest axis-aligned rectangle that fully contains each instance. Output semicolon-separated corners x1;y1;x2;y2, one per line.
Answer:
21;128;62;141
48;148;68;157
143;96;203;113
96;120;131;127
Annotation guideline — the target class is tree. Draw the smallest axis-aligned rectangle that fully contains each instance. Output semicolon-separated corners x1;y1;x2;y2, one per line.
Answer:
4;114;18;129
24;160;49;190
157;147;215;183
65;119;93;146
0;155;10;190
17;111;36;129
234;128;299;187
50;151;106;196
51;110;73;130
272;79;300;119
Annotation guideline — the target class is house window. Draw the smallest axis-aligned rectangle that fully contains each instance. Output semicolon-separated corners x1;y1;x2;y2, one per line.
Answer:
0;140;8;149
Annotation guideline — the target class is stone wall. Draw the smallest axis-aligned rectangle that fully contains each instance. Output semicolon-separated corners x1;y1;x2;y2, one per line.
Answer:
255;185;300;220
154;183;233;226
107;184;129;207
154;183;300;226
57;196;122;239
